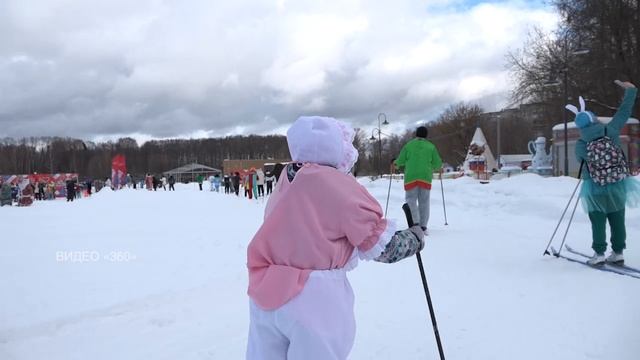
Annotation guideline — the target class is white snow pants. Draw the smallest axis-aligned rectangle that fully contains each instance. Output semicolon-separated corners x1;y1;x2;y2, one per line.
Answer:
246;269;355;360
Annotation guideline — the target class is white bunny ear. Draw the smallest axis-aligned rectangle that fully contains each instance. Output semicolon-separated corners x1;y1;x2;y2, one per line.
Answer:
579;96;586;112
565;104;579;115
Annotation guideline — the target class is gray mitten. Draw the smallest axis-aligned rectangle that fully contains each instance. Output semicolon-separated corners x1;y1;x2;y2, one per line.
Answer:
374;227;425;264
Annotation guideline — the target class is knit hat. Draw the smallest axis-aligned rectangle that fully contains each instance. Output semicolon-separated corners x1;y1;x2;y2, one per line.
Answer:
566;96;598;129
287;116;359;174
416;126;428;138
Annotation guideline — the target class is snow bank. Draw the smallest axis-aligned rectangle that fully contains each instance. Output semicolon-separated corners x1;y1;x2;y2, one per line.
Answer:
1;176;638;359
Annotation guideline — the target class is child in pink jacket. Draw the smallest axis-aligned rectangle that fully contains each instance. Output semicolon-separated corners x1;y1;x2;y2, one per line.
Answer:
246;116;425;360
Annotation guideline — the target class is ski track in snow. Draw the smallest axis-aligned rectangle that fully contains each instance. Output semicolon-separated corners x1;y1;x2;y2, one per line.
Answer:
1;175;639;359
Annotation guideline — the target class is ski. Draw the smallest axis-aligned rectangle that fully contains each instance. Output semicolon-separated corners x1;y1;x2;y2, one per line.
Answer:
564;245;640;274
550;247;640;279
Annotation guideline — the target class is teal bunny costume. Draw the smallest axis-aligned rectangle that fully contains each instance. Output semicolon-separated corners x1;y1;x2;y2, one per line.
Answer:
569;87;640;255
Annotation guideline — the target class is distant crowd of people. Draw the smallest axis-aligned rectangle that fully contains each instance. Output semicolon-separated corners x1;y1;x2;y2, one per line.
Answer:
212;165;283;200
1;164;287;207
0;178;96;207
177;164;285;201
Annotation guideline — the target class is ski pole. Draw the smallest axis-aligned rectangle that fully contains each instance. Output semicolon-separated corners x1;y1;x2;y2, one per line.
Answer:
542;179;581;255
554;189;582;257
402;203;445;360
439;169;448;225
385;159;395;217
542;161;584;256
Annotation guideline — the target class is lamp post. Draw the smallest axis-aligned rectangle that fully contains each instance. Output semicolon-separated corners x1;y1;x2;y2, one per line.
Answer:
369;113;389;176
496;111;502;170
544;32;589;176
48;144;54;174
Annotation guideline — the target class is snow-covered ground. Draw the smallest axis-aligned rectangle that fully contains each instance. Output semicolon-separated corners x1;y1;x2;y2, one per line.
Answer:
1;175;639;359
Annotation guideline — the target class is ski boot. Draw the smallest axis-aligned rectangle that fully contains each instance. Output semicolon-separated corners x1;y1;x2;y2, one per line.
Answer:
605;251;624;265
586;253;605;266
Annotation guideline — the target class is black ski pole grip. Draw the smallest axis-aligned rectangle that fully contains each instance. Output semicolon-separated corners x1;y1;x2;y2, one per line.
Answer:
402;203;414;227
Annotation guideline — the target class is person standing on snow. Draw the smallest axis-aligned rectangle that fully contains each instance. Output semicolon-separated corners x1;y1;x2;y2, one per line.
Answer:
152;175;159;191
213;174;221;192
232;172;241;196
391;126;443;233
265;171;275;195
145;174;153;190
65;180;75;202
36;182;45;201
246;116;424;360
208;174;216;191
224;174;231;194
243;172;251;198
251;169;258;199
0;181;12;206
196;174;204;191
569;80;640;265
168;175;176;191
160;175;167;191
256;169;265;197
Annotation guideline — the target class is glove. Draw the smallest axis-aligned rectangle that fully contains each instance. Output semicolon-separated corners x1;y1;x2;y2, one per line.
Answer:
615;80;636;89
374;226;424;264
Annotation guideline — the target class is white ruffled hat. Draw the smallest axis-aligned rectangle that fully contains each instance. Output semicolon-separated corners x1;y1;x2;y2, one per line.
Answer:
286;116;359;173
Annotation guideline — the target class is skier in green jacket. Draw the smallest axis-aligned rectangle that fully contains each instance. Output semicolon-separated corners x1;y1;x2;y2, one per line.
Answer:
392;126;443;232
196;174;204;191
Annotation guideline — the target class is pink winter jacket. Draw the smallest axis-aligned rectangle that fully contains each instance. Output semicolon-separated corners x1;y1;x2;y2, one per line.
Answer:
247;163;388;310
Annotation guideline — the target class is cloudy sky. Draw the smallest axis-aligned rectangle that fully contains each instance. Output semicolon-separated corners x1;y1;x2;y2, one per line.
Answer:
0;0;558;143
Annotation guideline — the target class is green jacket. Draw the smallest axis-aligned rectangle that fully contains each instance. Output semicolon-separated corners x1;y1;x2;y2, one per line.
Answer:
395;138;443;187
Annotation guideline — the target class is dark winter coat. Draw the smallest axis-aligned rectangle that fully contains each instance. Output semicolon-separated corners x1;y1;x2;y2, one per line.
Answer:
0;183;12;205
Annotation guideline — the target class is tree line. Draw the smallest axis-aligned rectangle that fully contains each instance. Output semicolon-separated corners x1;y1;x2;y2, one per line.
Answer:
0;102;545;179
0;135;290;179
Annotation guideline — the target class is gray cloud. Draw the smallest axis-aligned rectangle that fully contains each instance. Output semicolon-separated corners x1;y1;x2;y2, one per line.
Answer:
0;0;558;142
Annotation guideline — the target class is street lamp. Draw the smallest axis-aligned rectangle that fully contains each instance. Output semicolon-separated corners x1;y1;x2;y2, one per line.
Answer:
48;144;54;174
369;113;389;176
495;111;504;170
544;33;589;176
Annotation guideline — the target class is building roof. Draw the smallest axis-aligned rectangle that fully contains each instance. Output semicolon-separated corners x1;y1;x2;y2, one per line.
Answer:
500;154;532;163
164;163;221;175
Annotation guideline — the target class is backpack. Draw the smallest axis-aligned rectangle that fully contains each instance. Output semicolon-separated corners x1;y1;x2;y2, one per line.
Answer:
585;129;629;186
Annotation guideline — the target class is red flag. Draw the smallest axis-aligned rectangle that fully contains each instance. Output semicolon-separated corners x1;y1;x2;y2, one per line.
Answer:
111;154;127;188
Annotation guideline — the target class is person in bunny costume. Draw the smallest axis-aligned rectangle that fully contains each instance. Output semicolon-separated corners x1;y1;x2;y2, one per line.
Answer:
246;116;425;360
567;80;640;265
